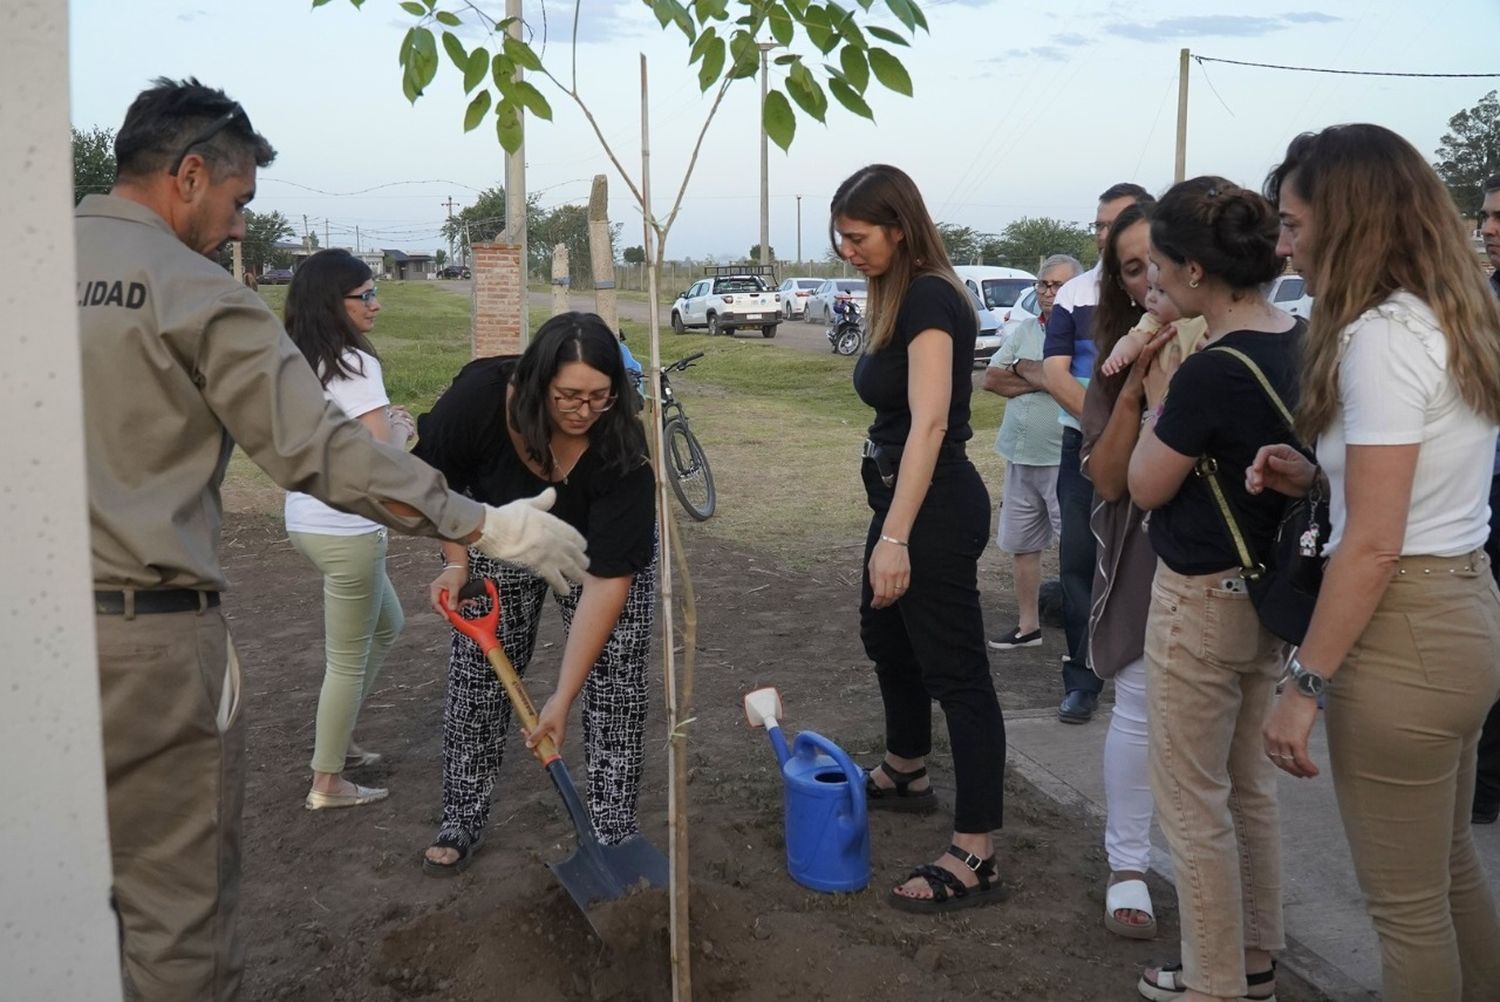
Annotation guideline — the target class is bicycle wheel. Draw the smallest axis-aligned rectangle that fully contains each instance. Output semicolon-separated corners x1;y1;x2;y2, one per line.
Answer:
663;416;716;521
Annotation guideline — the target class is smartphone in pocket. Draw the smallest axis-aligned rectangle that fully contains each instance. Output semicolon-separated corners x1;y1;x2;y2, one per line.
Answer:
1219;577;1248;595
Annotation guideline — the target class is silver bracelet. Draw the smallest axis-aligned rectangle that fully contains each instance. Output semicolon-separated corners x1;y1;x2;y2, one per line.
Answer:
878;534;908;547
442;562;466;571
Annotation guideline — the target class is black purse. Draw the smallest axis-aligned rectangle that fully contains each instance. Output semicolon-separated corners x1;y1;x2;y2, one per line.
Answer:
1193;346;1330;646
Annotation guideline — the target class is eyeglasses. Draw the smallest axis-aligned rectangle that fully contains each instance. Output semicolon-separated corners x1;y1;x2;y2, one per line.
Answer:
168;103;249;176
1035;280;1066;292
344;288;379;304
553;391;617;414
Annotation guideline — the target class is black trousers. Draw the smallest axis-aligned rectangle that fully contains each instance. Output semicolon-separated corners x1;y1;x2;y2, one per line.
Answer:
859;456;1006;833
1476;473;1500;813
1057;427;1103;695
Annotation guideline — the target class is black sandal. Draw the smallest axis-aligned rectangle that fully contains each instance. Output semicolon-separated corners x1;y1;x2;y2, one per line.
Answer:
865;761;938;814
888;844;1008;914
421;829;484;878
1138;960;1277;1001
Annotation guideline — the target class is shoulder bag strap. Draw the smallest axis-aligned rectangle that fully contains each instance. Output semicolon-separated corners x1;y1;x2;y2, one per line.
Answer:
1191;345;1299;581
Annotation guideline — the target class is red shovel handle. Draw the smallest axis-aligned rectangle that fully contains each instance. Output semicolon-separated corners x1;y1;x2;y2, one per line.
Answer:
439;577;500;656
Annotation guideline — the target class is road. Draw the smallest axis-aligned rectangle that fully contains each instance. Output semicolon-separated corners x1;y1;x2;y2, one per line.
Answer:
434;279;838;355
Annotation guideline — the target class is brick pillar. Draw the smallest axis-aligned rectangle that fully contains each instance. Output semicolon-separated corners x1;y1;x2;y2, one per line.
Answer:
472;242;524;358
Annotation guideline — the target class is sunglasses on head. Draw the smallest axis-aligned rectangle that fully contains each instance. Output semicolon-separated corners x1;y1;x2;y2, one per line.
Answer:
168;103;250;176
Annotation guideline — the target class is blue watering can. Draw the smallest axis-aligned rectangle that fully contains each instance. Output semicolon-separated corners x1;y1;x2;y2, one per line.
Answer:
744;687;870;893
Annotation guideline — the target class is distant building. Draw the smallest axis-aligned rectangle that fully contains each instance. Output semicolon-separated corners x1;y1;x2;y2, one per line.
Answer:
381;249;436;281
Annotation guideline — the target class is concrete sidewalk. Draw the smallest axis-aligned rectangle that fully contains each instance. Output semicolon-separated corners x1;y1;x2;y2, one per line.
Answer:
1005;706;1500;1001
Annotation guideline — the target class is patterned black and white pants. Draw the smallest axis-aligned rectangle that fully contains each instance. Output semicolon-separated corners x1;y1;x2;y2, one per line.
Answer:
437;545;656;847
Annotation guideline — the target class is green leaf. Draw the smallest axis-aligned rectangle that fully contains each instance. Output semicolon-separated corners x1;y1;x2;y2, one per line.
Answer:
409;27;439;92
441;30;467;70
496;100;523;154
827;76;874;119
835;10;867;50
398;26;414;66
697;36;726;90
689;25;718;64
651;0;673;28
310;0;334;8
491;53;516;96
768;5;794;45
839;45;869;92
727;31;758;79
884;0;916;32
867;48;912;96
803;12;838;54
401;67;420;103
910;0;928;31
435;10;461;27
782;0;807;15
398;1;425;16
514;80;553;120
786;64;828;122
464;90;491;132
463;49;489;93
693;0;729;20
773;53;800;65
763;88;796;151
865;25;910;46
503;35;544;72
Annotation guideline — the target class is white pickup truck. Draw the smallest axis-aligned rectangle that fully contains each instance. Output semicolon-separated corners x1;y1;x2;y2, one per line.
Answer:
670;273;782;338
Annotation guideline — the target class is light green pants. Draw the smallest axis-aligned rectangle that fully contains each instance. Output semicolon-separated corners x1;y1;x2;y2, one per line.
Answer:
288;528;404;774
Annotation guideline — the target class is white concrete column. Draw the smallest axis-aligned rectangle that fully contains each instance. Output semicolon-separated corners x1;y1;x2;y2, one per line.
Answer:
0;1;123;997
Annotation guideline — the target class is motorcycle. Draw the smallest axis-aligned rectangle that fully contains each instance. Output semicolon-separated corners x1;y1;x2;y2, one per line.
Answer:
826;297;865;356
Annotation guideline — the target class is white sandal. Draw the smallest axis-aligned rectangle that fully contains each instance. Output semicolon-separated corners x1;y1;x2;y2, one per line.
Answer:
1105;876;1157;940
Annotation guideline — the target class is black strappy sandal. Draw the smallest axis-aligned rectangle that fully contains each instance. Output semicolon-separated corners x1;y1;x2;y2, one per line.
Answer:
865;760;939;814
1138;960;1277;1001
421;829;484;878
888;844;1009;914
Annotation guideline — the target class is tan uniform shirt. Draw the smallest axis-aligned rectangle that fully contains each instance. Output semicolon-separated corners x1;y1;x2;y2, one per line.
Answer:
76;194;483;590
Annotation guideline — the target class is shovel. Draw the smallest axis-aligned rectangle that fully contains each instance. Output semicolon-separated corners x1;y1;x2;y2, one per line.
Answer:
442;577;669;930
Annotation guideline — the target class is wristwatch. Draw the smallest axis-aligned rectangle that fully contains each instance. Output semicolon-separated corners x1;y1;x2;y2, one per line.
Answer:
1285;654;1329;698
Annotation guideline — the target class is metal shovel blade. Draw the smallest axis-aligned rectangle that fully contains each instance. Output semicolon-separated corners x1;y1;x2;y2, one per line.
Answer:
542;758;669;924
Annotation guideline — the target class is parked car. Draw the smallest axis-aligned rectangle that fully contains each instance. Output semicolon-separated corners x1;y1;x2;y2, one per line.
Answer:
670;273;782;337
438;265;471;279
1267;273;1314;319
967;286;1006;366
777;276;823;319
260;267;294;285
954;265;1035;313
806;278;868;324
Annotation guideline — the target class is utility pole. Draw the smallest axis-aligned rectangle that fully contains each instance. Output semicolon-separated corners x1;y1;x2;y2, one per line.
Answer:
795;194;802;268
302;213;310;252
504;0;529;341
442;195;459;266
1174;48;1190;183
355;225;361;254
757;41;780;269
324;217;330;251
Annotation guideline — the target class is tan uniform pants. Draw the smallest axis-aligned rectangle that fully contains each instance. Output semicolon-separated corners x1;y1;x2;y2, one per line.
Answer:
97;605;244;1002
1327;551;1500;1001
1146;562;1287;999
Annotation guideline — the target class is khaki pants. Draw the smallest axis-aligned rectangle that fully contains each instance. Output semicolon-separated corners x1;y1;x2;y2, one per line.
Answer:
1326;551;1500;1001
97;606;244;1002
1146;562;1287;998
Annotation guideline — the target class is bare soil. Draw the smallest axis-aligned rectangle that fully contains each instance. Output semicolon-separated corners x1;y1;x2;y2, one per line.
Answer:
221;513;1328;1002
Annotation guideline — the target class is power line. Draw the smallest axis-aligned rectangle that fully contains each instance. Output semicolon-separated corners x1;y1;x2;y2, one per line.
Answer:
1194;55;1500;79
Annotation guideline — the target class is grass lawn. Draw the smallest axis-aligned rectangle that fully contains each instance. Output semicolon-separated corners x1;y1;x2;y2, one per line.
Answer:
231;282;1007;569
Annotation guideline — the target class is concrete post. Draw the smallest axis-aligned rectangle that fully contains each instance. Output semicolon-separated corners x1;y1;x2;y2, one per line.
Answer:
588;174;618;331
0;1;124;997
551;243;570;317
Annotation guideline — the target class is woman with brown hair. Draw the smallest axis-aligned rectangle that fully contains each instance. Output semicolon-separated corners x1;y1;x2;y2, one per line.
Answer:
835;163;1007;913
1253;124;1500;1000
1126;176;1300;1001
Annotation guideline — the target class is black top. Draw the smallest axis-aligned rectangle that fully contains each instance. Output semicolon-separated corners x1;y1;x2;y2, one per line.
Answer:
853;274;977;446
413;357;655;578
1148;321;1305;576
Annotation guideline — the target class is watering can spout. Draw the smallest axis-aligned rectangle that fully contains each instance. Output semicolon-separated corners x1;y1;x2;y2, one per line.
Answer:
766;723;791;768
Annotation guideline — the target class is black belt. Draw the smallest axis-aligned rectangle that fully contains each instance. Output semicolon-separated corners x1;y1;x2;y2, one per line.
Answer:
94;589;221;615
861;439;967;486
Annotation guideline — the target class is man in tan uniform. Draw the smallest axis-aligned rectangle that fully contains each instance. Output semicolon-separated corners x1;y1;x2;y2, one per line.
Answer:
78;78;588;1001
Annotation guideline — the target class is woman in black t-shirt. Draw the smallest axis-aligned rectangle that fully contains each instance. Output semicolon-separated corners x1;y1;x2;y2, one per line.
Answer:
835;164;1007;913
413;313;656;876
1125;178;1298;1002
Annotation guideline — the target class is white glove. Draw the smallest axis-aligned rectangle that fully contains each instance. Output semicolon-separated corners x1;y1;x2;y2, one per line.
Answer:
476;488;588;594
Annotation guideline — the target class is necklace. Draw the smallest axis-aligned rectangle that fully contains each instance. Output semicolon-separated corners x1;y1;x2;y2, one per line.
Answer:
549;443;583;485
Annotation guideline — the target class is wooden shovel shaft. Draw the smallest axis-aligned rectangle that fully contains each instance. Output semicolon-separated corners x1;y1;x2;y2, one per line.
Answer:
482;646;561;766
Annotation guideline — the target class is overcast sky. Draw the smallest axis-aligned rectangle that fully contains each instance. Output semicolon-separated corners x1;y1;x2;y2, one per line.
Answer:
70;0;1500;262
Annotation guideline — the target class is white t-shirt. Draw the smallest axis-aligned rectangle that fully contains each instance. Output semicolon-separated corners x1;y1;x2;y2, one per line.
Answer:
1318;291;1498;556
284;349;390;536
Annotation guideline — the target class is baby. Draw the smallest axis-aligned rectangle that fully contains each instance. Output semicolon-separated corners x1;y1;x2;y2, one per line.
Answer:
1099;263;1209;409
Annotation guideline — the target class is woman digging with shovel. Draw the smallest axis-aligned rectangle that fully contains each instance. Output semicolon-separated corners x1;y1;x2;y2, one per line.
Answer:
414;313;657;876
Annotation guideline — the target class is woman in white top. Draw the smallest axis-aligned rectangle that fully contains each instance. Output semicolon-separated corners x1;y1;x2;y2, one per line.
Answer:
284;250;415;810
1253;124;1500;1000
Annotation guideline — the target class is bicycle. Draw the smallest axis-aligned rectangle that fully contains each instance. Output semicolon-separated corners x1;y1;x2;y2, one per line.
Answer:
644;352;716;521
